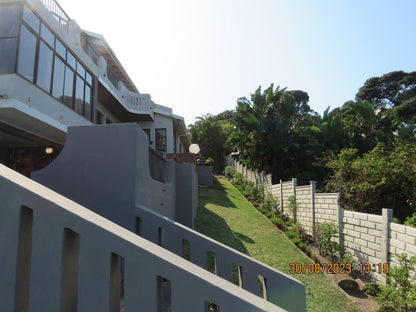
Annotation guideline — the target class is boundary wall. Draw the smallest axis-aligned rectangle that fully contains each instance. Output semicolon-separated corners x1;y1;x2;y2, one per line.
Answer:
229;160;416;284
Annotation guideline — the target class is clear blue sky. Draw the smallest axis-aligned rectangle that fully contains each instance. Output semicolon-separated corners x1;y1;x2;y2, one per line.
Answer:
58;0;416;126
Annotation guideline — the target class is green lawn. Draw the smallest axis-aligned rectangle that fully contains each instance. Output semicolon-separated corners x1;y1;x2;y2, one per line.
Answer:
195;177;360;312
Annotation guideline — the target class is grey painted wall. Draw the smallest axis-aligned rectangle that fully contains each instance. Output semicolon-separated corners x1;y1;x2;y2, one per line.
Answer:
0;163;287;312
32;123;197;231
197;166;213;187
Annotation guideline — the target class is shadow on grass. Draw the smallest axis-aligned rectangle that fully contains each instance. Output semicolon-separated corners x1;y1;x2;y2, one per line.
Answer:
198;177;237;209
196;178;249;255
233;232;255;244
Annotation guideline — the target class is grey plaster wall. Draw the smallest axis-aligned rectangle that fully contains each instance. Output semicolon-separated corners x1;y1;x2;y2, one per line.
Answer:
0;164;288;312
175;163;198;228
32;123;183;231
197;166;213;187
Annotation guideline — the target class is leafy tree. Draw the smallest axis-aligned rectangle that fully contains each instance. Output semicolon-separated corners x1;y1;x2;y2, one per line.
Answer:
188;113;234;173
325;140;416;220
356;71;416;109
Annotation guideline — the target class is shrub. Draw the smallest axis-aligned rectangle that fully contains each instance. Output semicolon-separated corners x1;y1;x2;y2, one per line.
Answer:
260;192;278;215
405;213;416;227
205;157;214;166
287;195;298;220
363;283;380;296
376;253;416;312
224;166;237;180
317;222;340;262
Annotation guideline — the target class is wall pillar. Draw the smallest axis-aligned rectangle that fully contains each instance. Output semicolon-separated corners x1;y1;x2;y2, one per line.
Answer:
381;208;393;285
310;181;316;239
336;195;344;256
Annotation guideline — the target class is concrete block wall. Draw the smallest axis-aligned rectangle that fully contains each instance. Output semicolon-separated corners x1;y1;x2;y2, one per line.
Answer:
343;211;383;282
296;186;313;235
230;162;416;285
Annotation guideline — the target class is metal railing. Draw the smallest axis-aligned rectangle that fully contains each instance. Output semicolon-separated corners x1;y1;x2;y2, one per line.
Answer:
0;164;284;312
40;0;70;31
80;34;100;66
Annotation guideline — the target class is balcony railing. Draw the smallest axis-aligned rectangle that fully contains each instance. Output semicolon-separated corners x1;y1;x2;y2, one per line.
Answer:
106;66;120;89
40;0;70;31
0;164;285;312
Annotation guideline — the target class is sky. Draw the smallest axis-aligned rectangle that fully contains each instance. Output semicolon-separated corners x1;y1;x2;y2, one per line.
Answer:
57;0;416;126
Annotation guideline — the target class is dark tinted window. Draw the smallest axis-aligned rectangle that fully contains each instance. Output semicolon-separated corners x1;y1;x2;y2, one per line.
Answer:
52;56;65;99
40;23;54;48
36;42;53;91
17;25;37;81
63;66;74;107
74;75;84;115
0;4;20;37
156;128;167;152
0;38;18;73
23;4;39;33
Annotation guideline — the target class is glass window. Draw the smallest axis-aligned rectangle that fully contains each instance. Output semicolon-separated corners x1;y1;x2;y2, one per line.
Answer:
52;56;65;100
0;4;20;37
74;75;84;115
156;128;167;152
84;85;91;120
55;39;66;59
63;66;74;107
23;4;40;34
67;51;76;69
76;61;85;79
0;38;18;73
86;72;92;85
40;23;54;48
36;42;53;92
17;25;37;81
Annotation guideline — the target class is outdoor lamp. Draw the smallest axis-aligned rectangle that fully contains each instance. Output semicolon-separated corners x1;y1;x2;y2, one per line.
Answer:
189;144;200;154
45;147;54;154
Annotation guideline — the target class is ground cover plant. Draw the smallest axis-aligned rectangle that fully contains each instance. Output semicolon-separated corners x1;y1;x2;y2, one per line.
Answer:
196;176;361;312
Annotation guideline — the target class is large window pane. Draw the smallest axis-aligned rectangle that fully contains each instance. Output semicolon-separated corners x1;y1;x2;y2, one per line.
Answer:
74;75;84;115
36;42;53;92
67;51;76;69
63;66;74;107
23;4;40;34
86;72;92;85
84;85;91;120
52;56;65;100
0;4;20;37
40;23;54;48
17;25;37;81
0;38;17;73
76;61;85;79
55;39;66;59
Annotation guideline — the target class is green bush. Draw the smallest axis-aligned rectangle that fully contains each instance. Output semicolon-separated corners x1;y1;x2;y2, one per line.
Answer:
317;222;340;262
405;213;416;227
260;192;279;215
376;253;416;312
205;157;214;166
287;195;298;220
224;166;237;180
363;283;380;296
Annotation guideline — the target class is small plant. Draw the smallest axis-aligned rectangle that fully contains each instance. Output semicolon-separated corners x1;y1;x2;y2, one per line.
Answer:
260;192;278;215
289;221;303;237
311;253;319;263
287;195;298;220
405;213;416;227
363;283;380;296
224;166;237;180
284;231;302;246
376;253;416;312
316;222;340;262
205;157;214;166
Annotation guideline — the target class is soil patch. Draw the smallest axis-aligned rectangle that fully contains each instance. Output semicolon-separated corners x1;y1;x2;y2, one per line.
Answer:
310;246;380;312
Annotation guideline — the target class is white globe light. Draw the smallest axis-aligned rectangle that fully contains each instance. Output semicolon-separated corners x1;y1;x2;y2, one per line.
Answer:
189;144;200;154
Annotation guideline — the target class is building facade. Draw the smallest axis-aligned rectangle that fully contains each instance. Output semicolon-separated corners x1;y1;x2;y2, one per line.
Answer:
0;0;190;176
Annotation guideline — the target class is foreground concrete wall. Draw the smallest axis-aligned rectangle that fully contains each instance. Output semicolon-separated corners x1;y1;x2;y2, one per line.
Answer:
0;164;287;312
33;123;179;229
135;204;306;311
